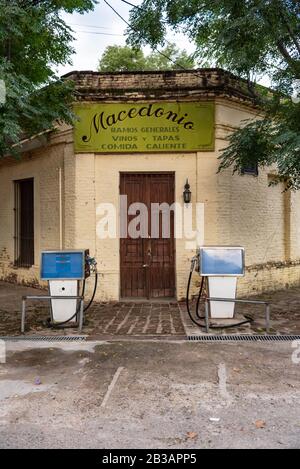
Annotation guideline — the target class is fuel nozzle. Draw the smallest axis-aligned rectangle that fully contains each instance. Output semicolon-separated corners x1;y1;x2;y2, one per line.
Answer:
190;255;198;272
86;255;98;273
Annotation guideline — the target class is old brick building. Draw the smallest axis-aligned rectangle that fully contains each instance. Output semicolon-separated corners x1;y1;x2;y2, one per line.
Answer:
0;68;299;300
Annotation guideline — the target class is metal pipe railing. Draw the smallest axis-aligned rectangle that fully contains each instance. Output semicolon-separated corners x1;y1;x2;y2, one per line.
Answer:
21;295;84;334
204;297;271;334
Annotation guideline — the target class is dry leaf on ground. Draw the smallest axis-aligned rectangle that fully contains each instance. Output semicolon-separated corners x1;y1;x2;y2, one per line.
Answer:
255;420;266;429
186;432;198;439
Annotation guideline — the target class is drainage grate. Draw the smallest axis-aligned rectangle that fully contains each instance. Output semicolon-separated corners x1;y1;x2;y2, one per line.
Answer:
187;335;300;342
0;335;87;342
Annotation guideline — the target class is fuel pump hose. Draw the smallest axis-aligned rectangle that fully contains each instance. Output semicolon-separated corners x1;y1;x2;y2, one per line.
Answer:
47;272;98;328
186;264;253;330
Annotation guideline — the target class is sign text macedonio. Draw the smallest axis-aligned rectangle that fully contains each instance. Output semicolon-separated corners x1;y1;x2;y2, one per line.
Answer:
74;102;214;153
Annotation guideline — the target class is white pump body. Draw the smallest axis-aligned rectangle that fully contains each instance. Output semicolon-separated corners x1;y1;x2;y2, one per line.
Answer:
199;246;245;319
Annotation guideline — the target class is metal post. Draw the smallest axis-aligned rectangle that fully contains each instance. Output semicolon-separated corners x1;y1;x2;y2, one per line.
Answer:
79;299;84;333
266;304;270;334
204;300;210;333
21;298;26;334
58;168;63;250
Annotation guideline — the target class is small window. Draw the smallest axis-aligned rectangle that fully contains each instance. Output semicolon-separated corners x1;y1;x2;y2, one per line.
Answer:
14;178;34;268
241;163;258;176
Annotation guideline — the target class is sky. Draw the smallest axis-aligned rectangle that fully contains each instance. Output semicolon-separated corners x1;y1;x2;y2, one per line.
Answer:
56;0;196;76
56;0;274;89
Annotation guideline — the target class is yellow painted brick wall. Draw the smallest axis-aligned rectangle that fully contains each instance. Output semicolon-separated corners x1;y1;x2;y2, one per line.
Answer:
0;130;76;287
214;99;300;296
76;98;300;301
1;98;300;301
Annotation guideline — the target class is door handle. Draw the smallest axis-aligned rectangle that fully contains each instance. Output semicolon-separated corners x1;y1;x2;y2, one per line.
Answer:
142;264;149;268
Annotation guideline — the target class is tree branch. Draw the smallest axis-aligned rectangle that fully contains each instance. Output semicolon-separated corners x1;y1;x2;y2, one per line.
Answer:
278;2;300;56
276;39;300;77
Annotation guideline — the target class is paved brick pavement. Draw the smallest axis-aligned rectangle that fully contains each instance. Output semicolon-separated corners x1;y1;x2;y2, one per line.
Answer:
1;281;300;337
0;282;185;337
84;302;185;337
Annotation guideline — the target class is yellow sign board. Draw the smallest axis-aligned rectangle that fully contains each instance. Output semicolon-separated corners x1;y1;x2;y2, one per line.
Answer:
74;102;214;153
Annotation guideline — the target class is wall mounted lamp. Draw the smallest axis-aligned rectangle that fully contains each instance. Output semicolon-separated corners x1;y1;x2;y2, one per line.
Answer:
183;179;192;204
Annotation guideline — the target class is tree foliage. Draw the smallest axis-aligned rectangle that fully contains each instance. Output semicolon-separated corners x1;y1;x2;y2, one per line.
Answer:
128;0;300;189
98;45;147;72
0;0;96;157
98;43;195;72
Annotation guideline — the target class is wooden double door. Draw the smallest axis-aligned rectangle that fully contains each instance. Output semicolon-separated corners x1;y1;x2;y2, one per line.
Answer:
120;173;175;299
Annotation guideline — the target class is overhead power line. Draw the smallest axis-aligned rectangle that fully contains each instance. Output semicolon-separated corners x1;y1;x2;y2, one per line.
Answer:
119;0;142;9
118;0;190;58
103;0;192;72
76;30;124;36
69;23;112;30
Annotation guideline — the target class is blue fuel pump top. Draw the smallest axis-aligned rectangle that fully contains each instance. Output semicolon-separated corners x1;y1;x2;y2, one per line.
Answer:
21;250;98;333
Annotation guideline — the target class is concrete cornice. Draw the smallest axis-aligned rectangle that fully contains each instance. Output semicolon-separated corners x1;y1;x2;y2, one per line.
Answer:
63;68;261;107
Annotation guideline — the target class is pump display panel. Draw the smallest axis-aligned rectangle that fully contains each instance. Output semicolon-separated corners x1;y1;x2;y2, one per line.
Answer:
40;250;87;280
199;246;245;277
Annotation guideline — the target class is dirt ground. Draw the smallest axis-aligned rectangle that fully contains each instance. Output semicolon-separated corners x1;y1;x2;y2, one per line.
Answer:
0;339;300;449
0;281;300;449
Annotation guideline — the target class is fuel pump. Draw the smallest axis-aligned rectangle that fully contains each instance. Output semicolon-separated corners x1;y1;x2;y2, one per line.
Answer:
20;250;99;333
186;246;253;330
40;250;98;327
